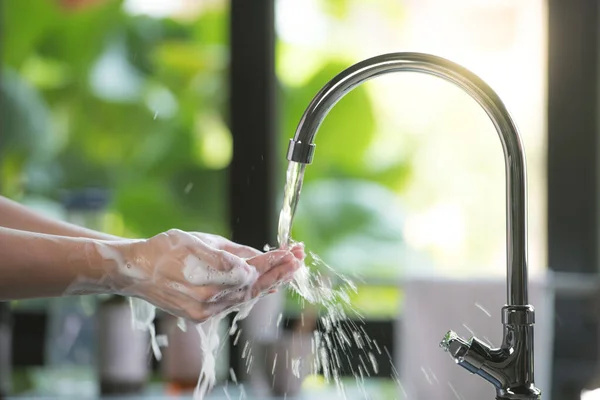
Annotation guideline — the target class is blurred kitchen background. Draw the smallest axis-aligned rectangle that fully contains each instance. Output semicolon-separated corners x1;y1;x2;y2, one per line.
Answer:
1;0;598;399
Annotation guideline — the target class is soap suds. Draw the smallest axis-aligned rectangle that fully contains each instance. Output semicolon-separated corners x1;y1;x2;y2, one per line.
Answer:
148;282;286;398
125;233;265;399
95;241;148;282
61;229;295;399
183;253;258;288
129;297;163;360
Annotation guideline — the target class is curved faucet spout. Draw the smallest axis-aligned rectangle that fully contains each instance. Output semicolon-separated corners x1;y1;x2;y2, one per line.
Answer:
285;52;540;399
287;52;528;307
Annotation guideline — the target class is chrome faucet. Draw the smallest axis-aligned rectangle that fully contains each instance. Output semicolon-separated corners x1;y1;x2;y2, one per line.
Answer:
285;53;541;399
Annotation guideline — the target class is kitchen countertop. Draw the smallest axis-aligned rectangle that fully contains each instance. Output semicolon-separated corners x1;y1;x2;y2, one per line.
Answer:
8;378;401;400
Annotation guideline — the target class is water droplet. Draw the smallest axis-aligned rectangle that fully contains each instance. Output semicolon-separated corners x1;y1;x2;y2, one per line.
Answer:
242;341;250;359
448;381;462;399
421;366;433;385
233;329;242;346
368;352;379;374
475;302;492;317
462;323;475;337
291;358;301;378
271;353;278;375
246;355;254;374
229;368;238;384
373;339;382;355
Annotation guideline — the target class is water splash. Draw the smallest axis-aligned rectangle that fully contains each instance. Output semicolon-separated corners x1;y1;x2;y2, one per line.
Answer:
126;160;396;399
276;161;387;397
475;302;492;317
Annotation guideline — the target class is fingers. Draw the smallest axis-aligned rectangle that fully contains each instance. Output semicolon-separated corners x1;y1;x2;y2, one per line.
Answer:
173;280;241;303
221;242;262;259
192;232;262;259
245;245;304;297
181;287;255;323
212;237;262;259
183;251;257;288
247;250;295;275
188;251;302;307
289;243;306;261
146;233;306;324
163;230;247;273
250;256;301;297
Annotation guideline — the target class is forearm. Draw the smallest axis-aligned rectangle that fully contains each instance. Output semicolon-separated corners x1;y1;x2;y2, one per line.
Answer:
0;227;122;300
0;196;120;240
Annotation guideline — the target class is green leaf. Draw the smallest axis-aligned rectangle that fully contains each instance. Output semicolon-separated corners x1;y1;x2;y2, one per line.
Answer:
281;61;376;179
169;167;229;236
320;0;351;20
152;41;218;79
123;16;191;75
4;0;60;67
143;126;197;178
54;146;112;190
40;0;125;78
0;68;52;163
343;285;403;319
20;55;72;90
290;179;429;279
192;6;229;46
292;179;405;253
113;180;187;237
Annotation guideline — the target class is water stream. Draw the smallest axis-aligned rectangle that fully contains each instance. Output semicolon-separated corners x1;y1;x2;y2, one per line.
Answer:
277;161;306;248
276;161;387;398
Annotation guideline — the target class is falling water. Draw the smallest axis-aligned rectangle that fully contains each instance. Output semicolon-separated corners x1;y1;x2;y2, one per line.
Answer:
276;161;388;398
277;162;306;248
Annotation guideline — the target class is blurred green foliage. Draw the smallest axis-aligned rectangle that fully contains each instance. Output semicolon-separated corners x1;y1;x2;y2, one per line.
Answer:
3;0;415;317
3;0;231;237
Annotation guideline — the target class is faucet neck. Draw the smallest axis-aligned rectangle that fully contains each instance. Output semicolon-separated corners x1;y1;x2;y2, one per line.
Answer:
287;52;529;306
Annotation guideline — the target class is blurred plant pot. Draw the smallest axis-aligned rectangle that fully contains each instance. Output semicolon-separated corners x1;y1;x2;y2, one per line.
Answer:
0;302;12;397
583;290;600;394
160;313;230;395
160;316;203;393
265;330;314;397
97;296;149;396
242;290;286;343
239;291;285;394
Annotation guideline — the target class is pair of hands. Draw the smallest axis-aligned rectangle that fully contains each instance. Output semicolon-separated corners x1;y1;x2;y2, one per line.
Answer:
108;229;304;323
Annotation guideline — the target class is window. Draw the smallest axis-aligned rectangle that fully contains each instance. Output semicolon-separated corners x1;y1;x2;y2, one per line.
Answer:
277;0;547;317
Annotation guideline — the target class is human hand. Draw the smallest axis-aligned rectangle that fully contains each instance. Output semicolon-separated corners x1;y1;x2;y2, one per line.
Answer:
99;229;304;323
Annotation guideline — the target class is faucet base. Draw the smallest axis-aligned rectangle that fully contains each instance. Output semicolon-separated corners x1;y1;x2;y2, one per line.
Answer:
441;307;541;400
497;394;541;400
496;382;541;399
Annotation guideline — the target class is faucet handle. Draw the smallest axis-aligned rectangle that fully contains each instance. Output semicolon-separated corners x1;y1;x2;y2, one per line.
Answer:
440;330;471;362
440;329;541;399
440;330;488;375
440;330;507;388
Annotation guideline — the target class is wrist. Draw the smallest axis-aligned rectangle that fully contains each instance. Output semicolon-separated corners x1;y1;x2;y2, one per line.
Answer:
82;238;143;296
